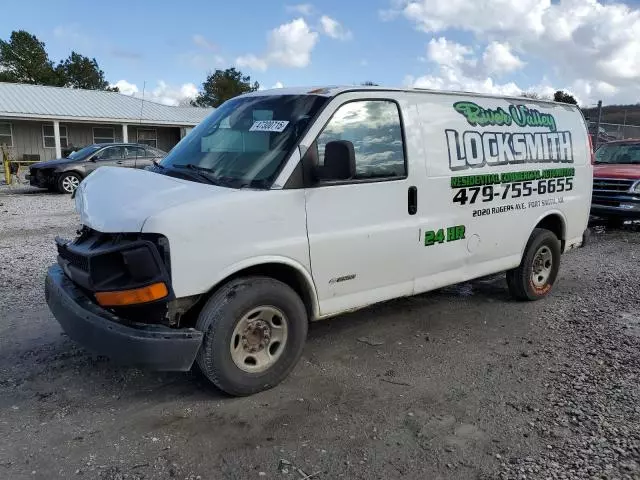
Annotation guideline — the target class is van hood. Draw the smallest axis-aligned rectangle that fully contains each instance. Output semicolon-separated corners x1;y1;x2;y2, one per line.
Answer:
593;164;640;180
75;167;235;232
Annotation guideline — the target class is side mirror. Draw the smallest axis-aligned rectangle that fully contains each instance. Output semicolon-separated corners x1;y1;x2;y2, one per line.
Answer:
314;140;356;181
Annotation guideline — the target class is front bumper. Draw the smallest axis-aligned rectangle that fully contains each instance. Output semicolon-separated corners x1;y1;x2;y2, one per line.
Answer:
591;202;640;219
27;171;51;188
45;265;203;371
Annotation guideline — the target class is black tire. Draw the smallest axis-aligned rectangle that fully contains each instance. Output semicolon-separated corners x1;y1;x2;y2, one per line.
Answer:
57;172;81;194
195;276;308;396
506;228;561;301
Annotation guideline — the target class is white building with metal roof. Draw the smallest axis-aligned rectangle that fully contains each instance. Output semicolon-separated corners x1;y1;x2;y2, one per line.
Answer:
0;82;213;161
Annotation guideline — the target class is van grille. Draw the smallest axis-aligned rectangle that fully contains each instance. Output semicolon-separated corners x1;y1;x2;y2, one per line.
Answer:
57;244;89;272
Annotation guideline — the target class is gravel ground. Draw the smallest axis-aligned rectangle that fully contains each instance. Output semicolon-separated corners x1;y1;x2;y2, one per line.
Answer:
0;186;639;480
0;186;78;309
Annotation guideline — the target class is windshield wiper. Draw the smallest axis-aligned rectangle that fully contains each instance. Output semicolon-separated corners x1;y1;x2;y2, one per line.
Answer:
152;159;165;169
170;163;222;185
169;164;260;189
238;178;271;189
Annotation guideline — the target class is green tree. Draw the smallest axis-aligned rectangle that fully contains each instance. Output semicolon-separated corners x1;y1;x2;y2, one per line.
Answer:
553;90;578;105
0;30;116;90
55;52;117;91
0;30;57;84
191;68;259;107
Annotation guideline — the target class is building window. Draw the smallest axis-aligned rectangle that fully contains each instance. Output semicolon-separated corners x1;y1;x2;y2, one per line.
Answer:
137;128;158;148
93;127;115;144
43;124;69;148
0;123;13;147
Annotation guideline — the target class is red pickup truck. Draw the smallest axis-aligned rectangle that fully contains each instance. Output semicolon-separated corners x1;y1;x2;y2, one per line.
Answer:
591;140;640;226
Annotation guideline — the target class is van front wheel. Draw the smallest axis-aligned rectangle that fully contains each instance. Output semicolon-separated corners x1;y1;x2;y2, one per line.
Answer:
507;228;561;301
195;276;308;396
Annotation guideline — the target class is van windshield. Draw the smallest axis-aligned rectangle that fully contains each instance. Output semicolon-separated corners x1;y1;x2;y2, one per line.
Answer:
595;143;640;165
160;94;328;188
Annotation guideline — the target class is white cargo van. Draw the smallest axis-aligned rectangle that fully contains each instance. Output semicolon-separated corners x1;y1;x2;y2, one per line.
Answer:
45;87;592;395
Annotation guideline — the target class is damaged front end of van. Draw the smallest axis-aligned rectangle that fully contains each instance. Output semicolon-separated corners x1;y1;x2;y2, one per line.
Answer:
45;167;212;371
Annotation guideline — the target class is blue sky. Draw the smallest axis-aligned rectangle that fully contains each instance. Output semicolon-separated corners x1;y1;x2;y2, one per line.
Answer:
2;0;640;106
1;1;412;94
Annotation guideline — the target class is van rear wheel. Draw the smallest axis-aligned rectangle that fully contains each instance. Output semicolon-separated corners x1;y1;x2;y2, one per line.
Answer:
195;276;308;396
507;228;561;301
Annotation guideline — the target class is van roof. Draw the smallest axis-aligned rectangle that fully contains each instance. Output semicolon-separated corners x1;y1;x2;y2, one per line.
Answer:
243;85;573;108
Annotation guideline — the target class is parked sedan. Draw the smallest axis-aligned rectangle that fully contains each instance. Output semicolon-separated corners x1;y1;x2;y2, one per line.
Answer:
26;143;167;193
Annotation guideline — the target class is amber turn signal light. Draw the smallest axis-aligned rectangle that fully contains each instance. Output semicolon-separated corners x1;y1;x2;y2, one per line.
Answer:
95;282;168;307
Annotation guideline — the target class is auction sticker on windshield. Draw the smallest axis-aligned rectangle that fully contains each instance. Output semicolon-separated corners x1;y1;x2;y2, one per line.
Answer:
249;120;289;132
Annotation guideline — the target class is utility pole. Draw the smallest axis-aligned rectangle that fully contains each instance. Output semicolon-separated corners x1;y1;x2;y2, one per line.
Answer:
594;100;603;151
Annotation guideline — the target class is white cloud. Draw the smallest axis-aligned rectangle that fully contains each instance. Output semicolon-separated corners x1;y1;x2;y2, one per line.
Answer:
266;18;319;67
192;34;216;51
427;37;474;69
179;83;199;100
151;81;199;106
400;0;547;35
320;15;352;40
112;80;138;96
406;72;523;97
407;37;524;98
235;18;319;70
272;81;284;88
391;0;640;104
111;80;199;106
482;42;524;74
286;3;315;16
236;54;269;72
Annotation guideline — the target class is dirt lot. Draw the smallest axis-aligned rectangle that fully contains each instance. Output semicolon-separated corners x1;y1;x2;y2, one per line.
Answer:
0;186;639;480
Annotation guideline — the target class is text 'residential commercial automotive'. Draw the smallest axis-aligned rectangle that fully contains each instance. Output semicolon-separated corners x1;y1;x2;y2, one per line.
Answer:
44;86;592;396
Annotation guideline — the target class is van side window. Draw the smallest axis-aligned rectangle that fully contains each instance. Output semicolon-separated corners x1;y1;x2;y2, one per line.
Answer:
316;100;406;180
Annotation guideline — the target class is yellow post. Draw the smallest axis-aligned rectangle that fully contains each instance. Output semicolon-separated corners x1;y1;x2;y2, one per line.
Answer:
2;148;10;185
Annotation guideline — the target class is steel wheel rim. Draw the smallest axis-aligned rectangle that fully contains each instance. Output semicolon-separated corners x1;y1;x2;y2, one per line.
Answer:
230;306;289;373
531;245;553;288
62;175;79;193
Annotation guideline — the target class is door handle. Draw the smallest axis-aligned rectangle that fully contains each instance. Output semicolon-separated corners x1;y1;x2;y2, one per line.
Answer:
408;186;417;215
116;161;124;164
